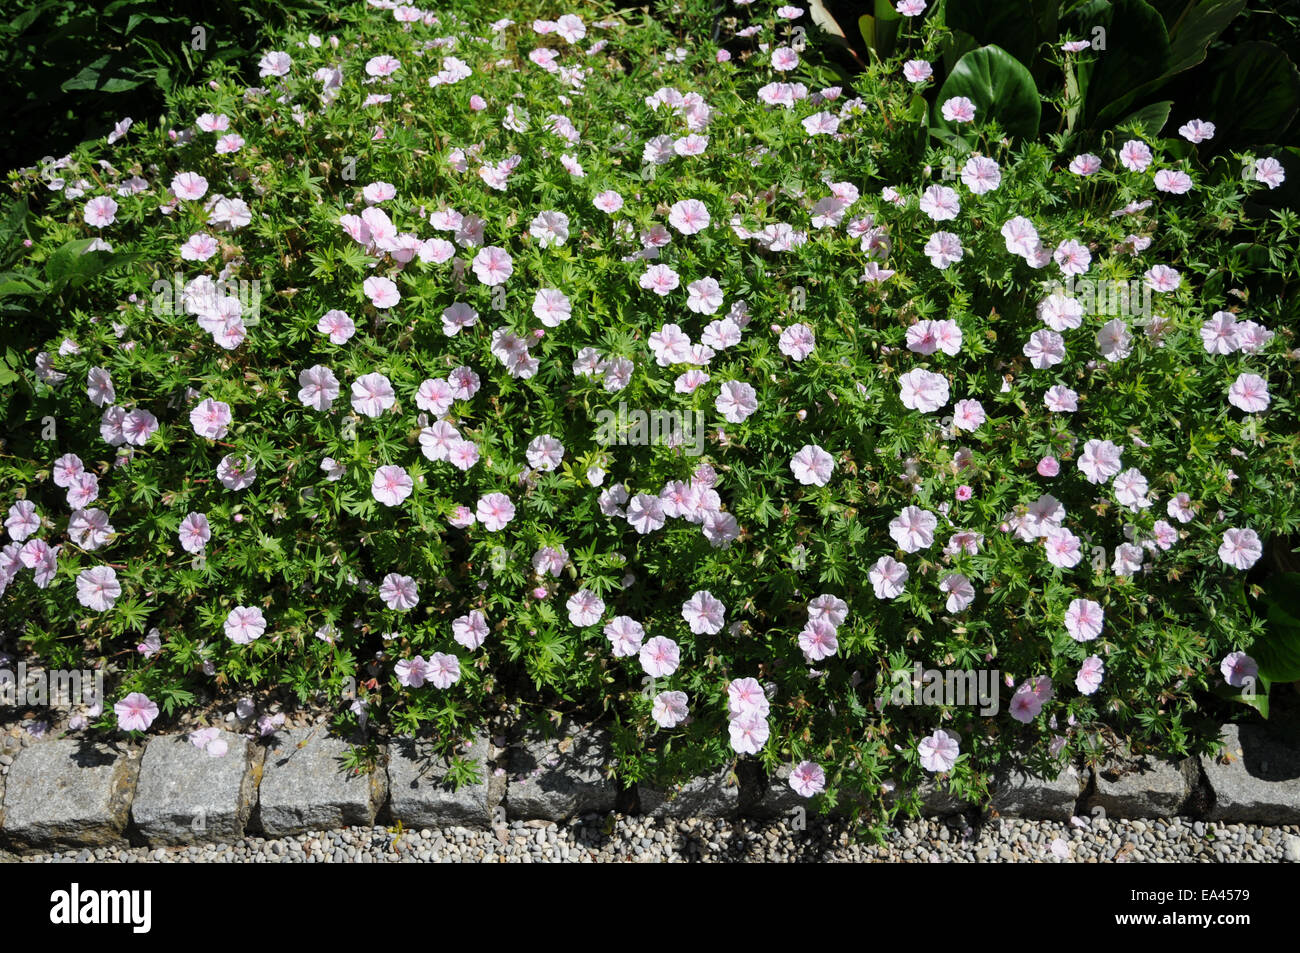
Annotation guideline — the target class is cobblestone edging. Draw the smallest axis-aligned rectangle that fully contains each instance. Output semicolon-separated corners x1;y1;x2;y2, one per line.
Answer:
1;721;1297;853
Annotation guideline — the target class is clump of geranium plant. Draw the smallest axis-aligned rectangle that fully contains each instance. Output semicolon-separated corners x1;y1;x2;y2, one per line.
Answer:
2;0;1297;826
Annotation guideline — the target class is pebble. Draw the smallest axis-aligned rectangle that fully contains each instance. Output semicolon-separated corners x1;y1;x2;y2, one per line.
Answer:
8;816;1297;863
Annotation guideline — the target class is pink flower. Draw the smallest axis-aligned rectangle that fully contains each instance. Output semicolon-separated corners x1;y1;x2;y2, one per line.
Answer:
1218;528;1262;571
1076;656;1104;695
379;573;419;611
216;454;256;490
476;492;515;531
224;605;266;644
1254;157;1286;189
1038;456;1060;477
940;96;975;123
566;587;605;627
114;693;159;732
351;372;396;417
371;465;413;506
652;690;689;728
789;761;826;797
889;506;937;552
1078;439;1123;484
593;190;624;213
1023;329;1066;368
1118;140;1152;173
1220;652;1258;688
778;323;816;361
790;444;834;486
903;59;932;83
363;276;400;309
178;512;211;554
396;656;431;688
1228;373;1270;413
471;246;513;285
729;712;769;755
951;399;984;432
189;398;232;439
171;172;209;200
868;555;909;599
919;185;959;221
427;652;461;688
939;573;975;612
604;616;645;657
728;678;770;719
771;46;799;71
668;199;710;235
75;565;121;611
716;380;758;423
318;309;355;344
1179;119;1215;143
918;729;959;772
298;365;340;411
1154;169;1193;194
5;500;40;541
682;590;725;634
923;231;963;268
798;618;838;661
84;196;118;228
526;434;565;471
898;368;949;412
639;636;680;677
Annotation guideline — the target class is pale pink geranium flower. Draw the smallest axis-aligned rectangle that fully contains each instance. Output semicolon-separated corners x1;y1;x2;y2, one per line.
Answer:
1023;329;1066;368
869;555;909;599
918;729;959;772
371;465;413;506
88;373;119;414
951;399;984;431
532;289;571;327
687;277;724;314
640;636;680;677
189;398;232;439
1065;598;1104;641
771;46;799;71
395;656;431;688
919;185;960;221
567;587;605;627
471;246;513;285
1219;528;1262;570
84;196;118;228
639;263;680;295
962;155;1001;193
903;59;932;83
526;434;565;471
790;444;834;487
114;693;159;732
258;50;292;77
351;372;396;417
52;453;85;488
807;594;848;627
453;611;489;650
789;761;826;797
1076;656;1104;695
1009;678;1050;723
121;409;158;446
716;380;758;423
923;231;963;268
798;618;839;661
1167;492;1195;524
1179;119;1215;143
1078;438;1123;484
1043;526;1083;568
181;233;218;261
224;605;266;644
603;616;645;657
1054;239;1091;276
898;368;949;412
940;96;975;123
427;652;461;689
1220;652;1258;688
1118;140;1152;172
728;678;770;719
729;712;770;755
171;171;209;200
216;454;256;490
1144;265;1181;293
778;323;816;361
6;500;41;541
363;276;400;309
897;0;927;14
1154;169;1193;194
939;573;975;612
317;309;355;344
476;492;515;531
652;691;690;728
1254;156;1286;189
1069;154;1102;176
682;590;725;634
178;512;211;554
890;506;937;553
1228;373;1269;413
530;210;570;248
379;573;419;611
593;190;623;213
75;565;121;611
668;199;710;235
298;365;340;411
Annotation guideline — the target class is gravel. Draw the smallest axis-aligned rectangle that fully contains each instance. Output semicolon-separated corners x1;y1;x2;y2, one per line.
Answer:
7;815;1299;863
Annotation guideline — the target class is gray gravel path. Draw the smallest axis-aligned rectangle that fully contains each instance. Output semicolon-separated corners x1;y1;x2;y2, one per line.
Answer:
7;816;1299;863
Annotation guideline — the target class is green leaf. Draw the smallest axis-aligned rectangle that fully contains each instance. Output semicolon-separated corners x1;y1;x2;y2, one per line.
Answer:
932;44;1042;141
942;0;1038;64
1066;0;1172;127
1117;100;1172;138
1162;0;1245;75
1200;42;1300;147
1251;572;1300;683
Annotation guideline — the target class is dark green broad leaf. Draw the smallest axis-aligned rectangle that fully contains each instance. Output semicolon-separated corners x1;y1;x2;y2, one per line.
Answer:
1116;100;1172;138
932;45;1042;142
1077;0;1172;126
943;0;1038;64
1200;42;1300;147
